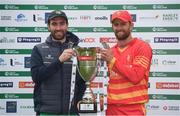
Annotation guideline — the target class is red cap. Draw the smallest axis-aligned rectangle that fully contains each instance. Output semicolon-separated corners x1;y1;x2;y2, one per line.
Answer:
111;10;132;23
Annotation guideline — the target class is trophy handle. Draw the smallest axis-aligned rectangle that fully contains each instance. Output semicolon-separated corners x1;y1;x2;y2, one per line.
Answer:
73;47;80;57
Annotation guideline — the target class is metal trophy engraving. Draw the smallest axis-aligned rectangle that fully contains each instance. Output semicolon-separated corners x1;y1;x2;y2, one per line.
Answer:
75;47;100;113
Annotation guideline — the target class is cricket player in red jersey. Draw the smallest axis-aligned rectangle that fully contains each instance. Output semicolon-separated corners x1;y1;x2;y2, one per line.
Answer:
100;10;152;115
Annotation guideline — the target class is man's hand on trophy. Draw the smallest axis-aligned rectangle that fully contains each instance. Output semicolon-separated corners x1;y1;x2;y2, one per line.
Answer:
59;49;76;62
100;48;114;63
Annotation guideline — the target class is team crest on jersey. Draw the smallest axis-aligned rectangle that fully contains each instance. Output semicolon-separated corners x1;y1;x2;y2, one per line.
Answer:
45;54;54;60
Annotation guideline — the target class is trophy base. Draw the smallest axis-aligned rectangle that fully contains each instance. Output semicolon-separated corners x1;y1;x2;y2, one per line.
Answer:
79;102;97;113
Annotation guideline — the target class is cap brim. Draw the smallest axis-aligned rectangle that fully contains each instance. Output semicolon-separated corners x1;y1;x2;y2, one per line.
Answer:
49;15;67;20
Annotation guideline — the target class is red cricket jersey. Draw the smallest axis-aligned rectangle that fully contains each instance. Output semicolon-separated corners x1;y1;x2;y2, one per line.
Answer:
107;38;152;105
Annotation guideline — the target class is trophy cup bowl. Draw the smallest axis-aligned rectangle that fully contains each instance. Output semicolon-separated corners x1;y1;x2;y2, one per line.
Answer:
75;47;99;113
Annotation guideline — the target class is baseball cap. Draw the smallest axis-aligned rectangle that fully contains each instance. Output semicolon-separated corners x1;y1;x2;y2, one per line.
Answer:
48;10;68;23
111;10;132;23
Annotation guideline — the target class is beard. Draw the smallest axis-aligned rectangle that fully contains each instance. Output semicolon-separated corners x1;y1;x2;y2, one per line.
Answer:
51;30;66;40
115;30;130;41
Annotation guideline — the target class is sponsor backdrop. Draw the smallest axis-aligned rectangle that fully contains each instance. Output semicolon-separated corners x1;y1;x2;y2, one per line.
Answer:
0;0;180;115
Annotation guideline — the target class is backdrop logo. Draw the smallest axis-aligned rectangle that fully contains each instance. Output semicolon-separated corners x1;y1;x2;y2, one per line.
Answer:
100;37;116;43
0;36;15;43
131;14;136;22
10;58;23;66
80;15;91;20
15;13;27;22
17;37;41;43
20;105;34;109
0;82;13;88
152;49;168;55
163;13;178;21
93;27;108;32
163;106;168;111
123;5;137;10
156;82;179;89
34;5;48;10
154;37;179;43
0;105;5;110
152;72;167;77
68;27;78;32
151;58;159;66
93;5;108;10
24;57;31;68
34;27;48;32
153;5;167;9
146;105;160;110
4;5;19;10
33;14;45;22
152;94;167;100
162;60;176;65
139;15;159;20
68;16;78;20
45;12;51;24
167;106;179;111
5;49;19;54
5;27;19;32
152;27;167;32
95;16;108;20
64;5;78;10
163;105;179;111
4;94;19;99
6;101;17;113
1;16;11;20
0;58;7;66
79;38;95;43
151;59;176;66
19;81;34;88
5;72;19;76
